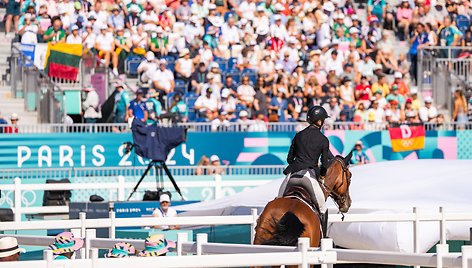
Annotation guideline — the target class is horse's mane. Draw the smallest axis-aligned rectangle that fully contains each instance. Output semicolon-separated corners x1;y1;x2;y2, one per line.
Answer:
260;212;305;246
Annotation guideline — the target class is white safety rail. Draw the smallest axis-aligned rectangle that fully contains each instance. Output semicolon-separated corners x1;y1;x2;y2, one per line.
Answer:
2;177;277;221
0;165;285;179
0;121;467;133
1;232;472;268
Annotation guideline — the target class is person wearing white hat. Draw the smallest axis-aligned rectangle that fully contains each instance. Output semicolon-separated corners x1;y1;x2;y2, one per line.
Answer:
175;48;194;84
149;27;167;58
352;141;370;165
152;193;179;230
95;24;117;74
18;13;39;44
82;21;96;49
66;25;82;44
152;58;175;94
0;237;26;262
409;87;421;110
270;14;289;42
236;110;252;131
316;14;331;50
219;88;236;114
137;51;158;84
419;96;438;122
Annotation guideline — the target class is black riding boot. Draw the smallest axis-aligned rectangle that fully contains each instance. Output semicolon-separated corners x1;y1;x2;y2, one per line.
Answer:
321;211;328;238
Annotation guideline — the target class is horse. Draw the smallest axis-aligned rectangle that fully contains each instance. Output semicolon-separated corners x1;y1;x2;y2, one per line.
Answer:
253;152;353;255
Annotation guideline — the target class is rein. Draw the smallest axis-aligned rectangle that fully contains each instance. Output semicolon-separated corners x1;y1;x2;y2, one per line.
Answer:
318;156;350;219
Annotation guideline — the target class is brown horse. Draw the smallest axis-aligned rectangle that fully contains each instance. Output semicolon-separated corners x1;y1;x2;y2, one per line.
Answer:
253;152;353;253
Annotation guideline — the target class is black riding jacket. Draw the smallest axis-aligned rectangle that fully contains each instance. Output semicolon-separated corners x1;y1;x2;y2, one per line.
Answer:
283;125;334;176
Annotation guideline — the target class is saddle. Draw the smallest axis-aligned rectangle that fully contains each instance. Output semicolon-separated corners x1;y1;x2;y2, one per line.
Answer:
283;176;322;217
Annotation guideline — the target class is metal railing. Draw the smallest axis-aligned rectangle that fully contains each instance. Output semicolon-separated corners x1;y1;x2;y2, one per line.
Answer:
0;121;470;134
0;165;285;179
10;44;66;123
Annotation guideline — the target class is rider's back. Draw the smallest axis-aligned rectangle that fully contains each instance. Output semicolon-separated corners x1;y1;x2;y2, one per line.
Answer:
283;125;331;176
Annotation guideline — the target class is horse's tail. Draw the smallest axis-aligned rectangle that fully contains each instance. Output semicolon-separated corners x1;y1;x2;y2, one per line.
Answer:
261;211;305;246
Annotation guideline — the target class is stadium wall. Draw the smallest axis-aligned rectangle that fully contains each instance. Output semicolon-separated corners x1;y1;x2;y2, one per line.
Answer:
0;130;466;170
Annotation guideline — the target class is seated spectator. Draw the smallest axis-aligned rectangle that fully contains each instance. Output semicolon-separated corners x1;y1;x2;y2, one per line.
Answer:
391;72;409;96
149;27;167;58
323;97;341;124
367;98;384;123
141;5;159;32
128;89;148;122
223;76;238;95
410;87;421;110
357;54;376;80
277;50;296;74
194;88;218;117
125;5;142;33
138;51;158;85
37;5;52;34
95;25;116;73
248;112;267;132
237;75;256;107
287;87;305;121
145;89;162;124
175;48;193;84
355;75;372;104
105;242;136;258
208;62;223;88
371;74;389;97
169;93;189;122
386;85;406;107
190;63;207;95
219;88;236;114
82;85;102;123
351;141;370;165
268;89;288;122
131;24;148;55
43;17;65;44
236;110;252;131
354;102;369;123
19;14;39;44
0;237;25;262
339;76;355;109
82;22;96;50
152;59;175;94
66;25;82;44
206;73;222;98
195;155;210;175
388;99;403;123
107;4;125;30
152;193;179;230
209;154;224;174
253;82;270;116
48;232;83;260
211;111;230;132
114;26;132;73
258;53;276;82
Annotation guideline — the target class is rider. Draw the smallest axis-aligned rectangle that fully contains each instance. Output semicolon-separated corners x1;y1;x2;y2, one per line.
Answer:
277;105;334;237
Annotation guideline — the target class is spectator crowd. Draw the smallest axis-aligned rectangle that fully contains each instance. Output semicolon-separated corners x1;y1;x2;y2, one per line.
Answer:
9;0;472;127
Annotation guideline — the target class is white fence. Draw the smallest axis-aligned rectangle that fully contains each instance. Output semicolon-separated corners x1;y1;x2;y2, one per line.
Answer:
1;232;472;268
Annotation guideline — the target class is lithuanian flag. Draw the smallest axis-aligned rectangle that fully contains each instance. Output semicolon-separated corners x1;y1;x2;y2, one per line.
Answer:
388;125;426;152
44;43;83;81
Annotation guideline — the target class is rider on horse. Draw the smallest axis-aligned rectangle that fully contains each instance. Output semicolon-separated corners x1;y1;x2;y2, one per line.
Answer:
277;105;334;237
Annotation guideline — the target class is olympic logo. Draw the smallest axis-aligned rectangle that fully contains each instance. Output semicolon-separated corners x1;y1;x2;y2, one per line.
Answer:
0;190;37;207
401;139;414;147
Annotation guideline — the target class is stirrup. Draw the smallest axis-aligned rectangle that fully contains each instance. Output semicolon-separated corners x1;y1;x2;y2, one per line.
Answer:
321;211;328;238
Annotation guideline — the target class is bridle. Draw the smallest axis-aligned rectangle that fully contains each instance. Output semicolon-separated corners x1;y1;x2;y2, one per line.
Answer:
319;156;351;213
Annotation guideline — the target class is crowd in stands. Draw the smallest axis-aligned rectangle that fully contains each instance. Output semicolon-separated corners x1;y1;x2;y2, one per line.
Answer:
9;0;472;126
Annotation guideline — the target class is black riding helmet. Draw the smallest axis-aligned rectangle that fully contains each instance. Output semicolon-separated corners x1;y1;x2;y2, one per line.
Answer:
307;105;329;126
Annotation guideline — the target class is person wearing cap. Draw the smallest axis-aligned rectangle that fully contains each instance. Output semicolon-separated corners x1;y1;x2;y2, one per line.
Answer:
208;154;225;175
219;88;236;114
236;110;251;131
169;93;189;122
105;242;136;258
211;110;230;131
386;84;405;107
18;12;39;44
4;113;19;134
145;88;162;124
152;193;179;230
141;5;159;32
152;59;175;94
82;21;97;50
194;87;219;117
391;71;409;96
43;17;66;44
95;24;117;73
126;0;143;15
128;89;148;122
409;87;421;110
139;234;176;256
107;4;125;30
175;48;194;84
82;85;102;123
419;96;438;122
351;141;370;165
269;14;289;42
113;82;130;124
66;24;82;44
148;27;168;58
48;232;84;260
125;5;142;33
137;51;157;85
0;237;25;262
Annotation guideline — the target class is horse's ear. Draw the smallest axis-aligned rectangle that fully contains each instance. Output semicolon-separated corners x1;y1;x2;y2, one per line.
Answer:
344;150;353;165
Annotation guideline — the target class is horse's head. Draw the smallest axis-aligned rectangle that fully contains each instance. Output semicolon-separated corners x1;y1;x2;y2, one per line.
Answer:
325;151;353;213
